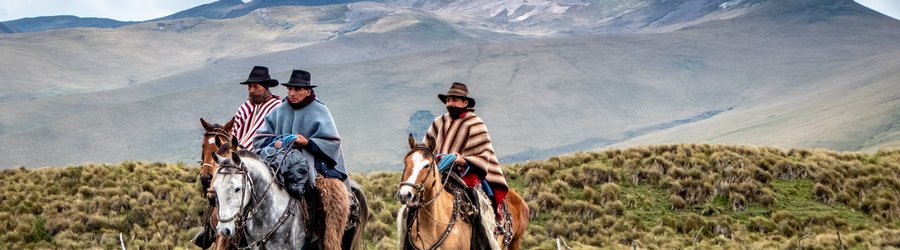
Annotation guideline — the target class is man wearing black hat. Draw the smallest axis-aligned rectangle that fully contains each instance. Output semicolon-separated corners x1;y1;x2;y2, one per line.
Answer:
233;66;282;150
253;70;350;250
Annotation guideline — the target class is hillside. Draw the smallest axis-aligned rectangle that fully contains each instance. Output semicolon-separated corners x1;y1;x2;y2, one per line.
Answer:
1;0;899;170
2;16;135;33
1;145;899;249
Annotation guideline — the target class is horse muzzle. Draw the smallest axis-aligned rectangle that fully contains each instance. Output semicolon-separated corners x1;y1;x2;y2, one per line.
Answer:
217;223;235;237
396;188;418;206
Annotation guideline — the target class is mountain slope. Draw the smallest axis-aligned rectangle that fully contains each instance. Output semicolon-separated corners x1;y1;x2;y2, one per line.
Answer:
0;22;17;33
1;0;899;169
3;16;135;33
155;0;365;21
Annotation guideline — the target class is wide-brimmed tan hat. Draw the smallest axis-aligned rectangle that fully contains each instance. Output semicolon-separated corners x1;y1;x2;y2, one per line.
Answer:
438;82;475;108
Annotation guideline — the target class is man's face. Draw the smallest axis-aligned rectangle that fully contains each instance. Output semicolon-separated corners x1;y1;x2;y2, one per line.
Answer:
445;96;468;108
287;86;312;104
247;83;266;98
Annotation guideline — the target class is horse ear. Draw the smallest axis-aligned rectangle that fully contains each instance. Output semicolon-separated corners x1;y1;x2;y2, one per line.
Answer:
223;117;236;132
201;118;213;131
231;153;242;165
230;136;241;150
212;153;222;164
408;133;416;149
425;134;436;150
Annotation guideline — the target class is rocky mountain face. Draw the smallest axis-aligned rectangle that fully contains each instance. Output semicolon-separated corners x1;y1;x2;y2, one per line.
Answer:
0;0;898;169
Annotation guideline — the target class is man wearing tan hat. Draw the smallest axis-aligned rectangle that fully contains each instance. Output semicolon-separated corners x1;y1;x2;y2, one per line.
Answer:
422;82;509;228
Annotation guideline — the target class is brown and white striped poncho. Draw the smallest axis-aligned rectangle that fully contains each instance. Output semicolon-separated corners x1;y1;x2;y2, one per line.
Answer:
232;96;281;150
423;111;508;190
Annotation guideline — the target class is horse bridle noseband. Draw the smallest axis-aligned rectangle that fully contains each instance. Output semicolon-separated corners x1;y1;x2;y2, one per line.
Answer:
399;146;451;209
215;163;250;224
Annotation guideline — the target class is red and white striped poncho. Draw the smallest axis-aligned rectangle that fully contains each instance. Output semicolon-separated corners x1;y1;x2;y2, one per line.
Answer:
232;96;281;150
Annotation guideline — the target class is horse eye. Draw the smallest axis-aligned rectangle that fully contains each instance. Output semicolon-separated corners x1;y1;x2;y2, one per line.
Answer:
235;187;241;193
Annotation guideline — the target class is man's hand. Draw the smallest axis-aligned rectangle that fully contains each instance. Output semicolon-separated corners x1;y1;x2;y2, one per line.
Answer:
452;153;466;171
293;134;309;148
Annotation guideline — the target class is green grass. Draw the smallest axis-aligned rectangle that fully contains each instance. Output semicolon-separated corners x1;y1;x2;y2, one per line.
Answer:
1;145;899;249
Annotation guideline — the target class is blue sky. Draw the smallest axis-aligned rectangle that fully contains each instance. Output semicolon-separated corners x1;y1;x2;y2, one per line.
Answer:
0;0;898;22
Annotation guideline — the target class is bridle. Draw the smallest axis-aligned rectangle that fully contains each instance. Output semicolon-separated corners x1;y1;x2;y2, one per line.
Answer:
215;162;251;224
400;146;454;209
400;146;459;250
214;159;298;249
201;127;235;170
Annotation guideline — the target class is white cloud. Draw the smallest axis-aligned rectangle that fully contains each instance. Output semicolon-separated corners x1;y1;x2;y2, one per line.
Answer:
0;0;217;21
855;0;900;20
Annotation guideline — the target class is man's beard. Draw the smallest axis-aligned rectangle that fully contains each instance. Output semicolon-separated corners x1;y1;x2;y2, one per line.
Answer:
447;106;469;118
249;91;271;104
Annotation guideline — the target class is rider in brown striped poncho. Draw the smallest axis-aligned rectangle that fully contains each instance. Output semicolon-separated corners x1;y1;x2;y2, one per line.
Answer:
423;82;509;220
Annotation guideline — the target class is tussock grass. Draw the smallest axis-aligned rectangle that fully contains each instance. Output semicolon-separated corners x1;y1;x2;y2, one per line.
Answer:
0;144;898;248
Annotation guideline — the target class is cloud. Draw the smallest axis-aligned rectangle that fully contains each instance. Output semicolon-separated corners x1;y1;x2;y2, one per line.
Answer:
0;0;216;22
855;0;900;20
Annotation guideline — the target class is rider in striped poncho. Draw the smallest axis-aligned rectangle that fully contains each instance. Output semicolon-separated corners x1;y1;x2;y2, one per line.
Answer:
423;82;509;222
232;66;282;150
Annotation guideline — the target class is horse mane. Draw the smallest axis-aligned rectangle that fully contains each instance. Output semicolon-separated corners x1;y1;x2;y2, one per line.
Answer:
234;150;260;160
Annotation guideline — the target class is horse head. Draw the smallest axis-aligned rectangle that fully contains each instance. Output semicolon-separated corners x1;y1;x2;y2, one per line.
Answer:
397;133;438;207
211;152;252;238
200;117;237;196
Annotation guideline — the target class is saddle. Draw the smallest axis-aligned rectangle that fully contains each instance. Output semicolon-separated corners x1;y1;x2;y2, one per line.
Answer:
439;167;514;247
259;146;361;244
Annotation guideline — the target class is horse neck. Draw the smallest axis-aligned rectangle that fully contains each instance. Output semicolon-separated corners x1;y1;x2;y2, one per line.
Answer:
243;158;292;227
415;166;456;229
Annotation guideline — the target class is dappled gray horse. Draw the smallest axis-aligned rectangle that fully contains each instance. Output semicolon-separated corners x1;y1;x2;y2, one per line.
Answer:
213;151;308;249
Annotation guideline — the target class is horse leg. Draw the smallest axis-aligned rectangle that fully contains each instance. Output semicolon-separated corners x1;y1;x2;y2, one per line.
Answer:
505;190;529;250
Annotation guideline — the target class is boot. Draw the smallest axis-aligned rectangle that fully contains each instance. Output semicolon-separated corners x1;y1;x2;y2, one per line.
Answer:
191;223;215;249
316;175;350;250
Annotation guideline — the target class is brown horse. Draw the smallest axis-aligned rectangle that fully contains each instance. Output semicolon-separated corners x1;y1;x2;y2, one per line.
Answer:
397;134;528;250
198;117;239;250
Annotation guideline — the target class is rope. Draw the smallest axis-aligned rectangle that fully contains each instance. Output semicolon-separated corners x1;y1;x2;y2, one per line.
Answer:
437;154;469;175
258;134;299;158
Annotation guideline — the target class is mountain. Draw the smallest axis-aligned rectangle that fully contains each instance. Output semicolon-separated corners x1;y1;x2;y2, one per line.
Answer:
1;0;899;169
0;22;17;33
3;15;136;33
155;0;365;21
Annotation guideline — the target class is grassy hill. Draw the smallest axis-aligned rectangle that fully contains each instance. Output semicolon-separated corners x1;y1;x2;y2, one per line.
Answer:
1;144;899;249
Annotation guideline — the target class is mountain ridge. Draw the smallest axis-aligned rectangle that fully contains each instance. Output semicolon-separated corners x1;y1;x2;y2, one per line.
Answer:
1;0;899;169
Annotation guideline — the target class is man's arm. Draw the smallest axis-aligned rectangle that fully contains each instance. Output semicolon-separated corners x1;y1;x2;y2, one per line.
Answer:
251;113;276;149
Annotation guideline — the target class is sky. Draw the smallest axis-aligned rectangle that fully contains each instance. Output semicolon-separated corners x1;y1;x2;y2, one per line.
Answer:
0;0;898;22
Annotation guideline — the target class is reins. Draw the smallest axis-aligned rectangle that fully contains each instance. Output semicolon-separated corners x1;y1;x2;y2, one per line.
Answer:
401;146;462;250
215;160;297;249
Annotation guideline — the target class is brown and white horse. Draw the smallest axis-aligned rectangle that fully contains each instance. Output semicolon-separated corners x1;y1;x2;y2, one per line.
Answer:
199;117;239;250
397;134;529;250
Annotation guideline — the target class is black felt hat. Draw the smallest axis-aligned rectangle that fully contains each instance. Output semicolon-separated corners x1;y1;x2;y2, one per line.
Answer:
281;70;316;88
239;66;279;87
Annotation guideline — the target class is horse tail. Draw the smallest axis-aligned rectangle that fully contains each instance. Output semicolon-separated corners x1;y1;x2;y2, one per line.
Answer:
344;180;369;250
